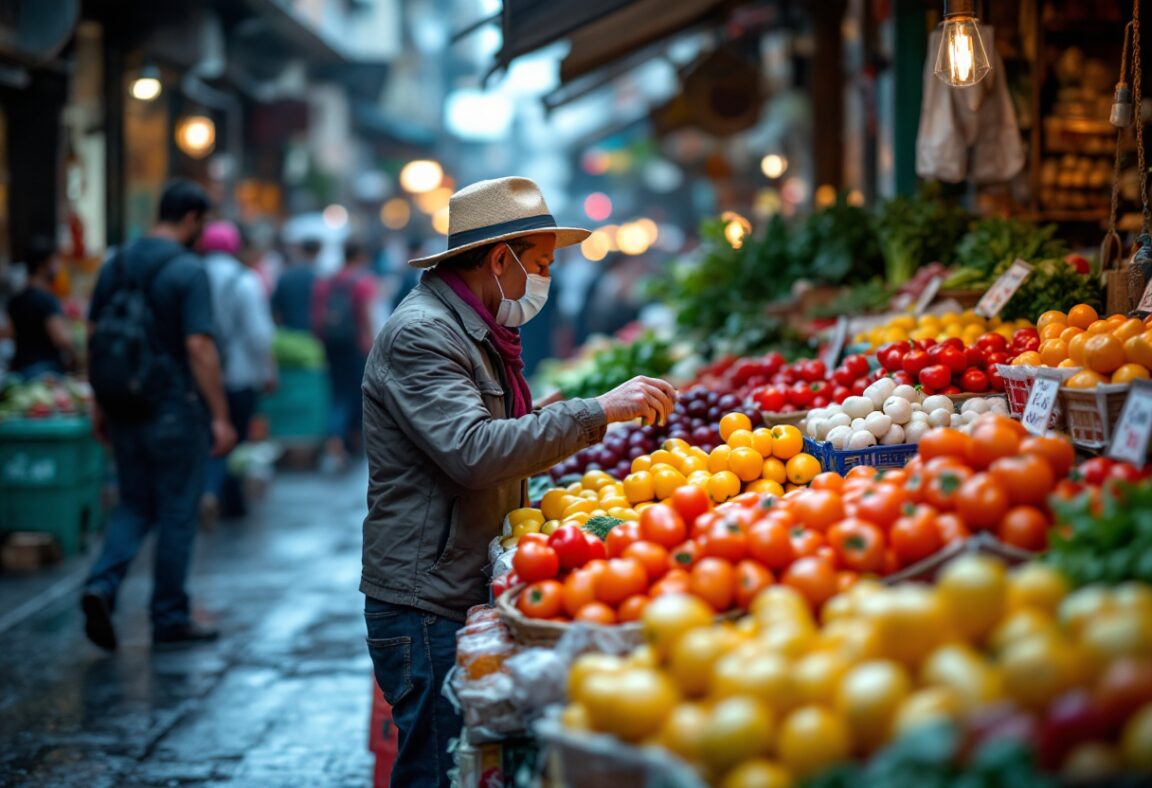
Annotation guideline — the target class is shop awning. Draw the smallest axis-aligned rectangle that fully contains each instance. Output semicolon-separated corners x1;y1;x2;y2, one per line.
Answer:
492;0;634;70
0;0;79;66
236;0;348;64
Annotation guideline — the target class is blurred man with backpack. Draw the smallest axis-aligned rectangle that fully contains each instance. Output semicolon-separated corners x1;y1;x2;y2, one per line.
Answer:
312;239;377;471
200;220;276;522
82;179;235;651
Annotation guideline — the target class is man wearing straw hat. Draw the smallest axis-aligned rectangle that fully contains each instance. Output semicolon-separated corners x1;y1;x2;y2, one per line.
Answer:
361;176;676;785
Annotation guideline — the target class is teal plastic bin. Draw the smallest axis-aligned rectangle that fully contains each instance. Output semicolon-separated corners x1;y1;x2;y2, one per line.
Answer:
0;416;107;556
258;368;330;442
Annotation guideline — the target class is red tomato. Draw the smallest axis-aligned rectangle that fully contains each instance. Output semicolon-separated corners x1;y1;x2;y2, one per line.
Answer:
1076;457;1115;486
827;518;887;573
519;532;550;548
902;350;931;377
989;455;1056;507
924;466;974;511
754;386;787;413
852;485;907;527
918;364;951;390
782;556;838;608
513;541;560;583
574;602;617;625
562;569;598;617
976;333;1009;353
689;557;735;611
699;519;750;562
491;571;518;598
878;342;911;372
889;506;943;566
548;525;592;570
734;560;774;610
789;526;826;558
594;558;649;606
789;489;846;533
964;347;987;370
605;521;641;558
1019;436;1075;480
518;580;564;619
585;533;607;561
747;519;796;571
788;382;815;408
955;473;1010;531
961;369;989;393
998;506;1049;552
935;512;970;543
622;540;671;582
639;503;688;549
668;539;700;571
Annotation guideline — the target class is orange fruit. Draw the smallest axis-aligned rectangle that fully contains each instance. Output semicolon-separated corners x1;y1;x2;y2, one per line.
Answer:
1084;334;1126;375
751;428;775;457
1107;313;1129;327
1058;359;1079;368
709;445;732;474
1087;320;1113;336
1067;304;1099;330
1037;311;1068;329
1125;334;1152;368
707;470;741;503
1068;333;1092;367
1012;351;1043;366
1039;323;1067;342
1113;318;1147;344
727;429;755;449
719;413;753;442
728;447;766;483
1039;339;1069;366
1059;326;1085;344
1112;364;1151;384
1066;370;1107;389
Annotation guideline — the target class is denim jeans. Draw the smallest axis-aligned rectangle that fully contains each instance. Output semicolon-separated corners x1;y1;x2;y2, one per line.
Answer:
85;400;209;634
203;387;257;517
364;597;463;788
325;343;366;449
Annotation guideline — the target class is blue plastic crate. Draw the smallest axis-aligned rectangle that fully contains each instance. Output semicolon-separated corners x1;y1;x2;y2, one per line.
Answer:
0;416;105;488
803;436;918;475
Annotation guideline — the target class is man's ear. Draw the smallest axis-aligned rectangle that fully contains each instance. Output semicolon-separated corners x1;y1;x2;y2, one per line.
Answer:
490;245;509;275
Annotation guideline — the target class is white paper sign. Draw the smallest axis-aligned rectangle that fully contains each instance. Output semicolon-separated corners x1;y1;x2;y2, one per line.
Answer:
914;275;945;316
1021;370;1062;436
975;260;1034;319
822;317;849;369
1138;277;1152;314
1108;379;1152;466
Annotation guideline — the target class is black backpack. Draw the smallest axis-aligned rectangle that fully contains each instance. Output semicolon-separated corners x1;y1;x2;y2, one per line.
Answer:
321;274;361;348
88;249;181;421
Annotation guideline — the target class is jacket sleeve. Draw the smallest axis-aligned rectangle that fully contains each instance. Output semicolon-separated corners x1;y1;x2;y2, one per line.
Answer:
371;319;607;491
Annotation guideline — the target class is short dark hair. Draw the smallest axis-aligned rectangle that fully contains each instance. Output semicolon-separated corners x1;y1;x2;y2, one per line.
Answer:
157;179;211;223
438;238;534;272
344;239;368;264
25;236;56;275
300;238;322;256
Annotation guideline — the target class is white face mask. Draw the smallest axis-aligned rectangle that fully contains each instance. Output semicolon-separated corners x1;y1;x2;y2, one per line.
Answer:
494;244;550;327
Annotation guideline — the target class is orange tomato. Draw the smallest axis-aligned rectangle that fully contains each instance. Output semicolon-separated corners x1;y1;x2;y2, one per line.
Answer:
747;519;797;571
790;489;846;533
623;541;671;583
919;429;974;464
595;557;650;606
652;465;689;500
519;579;565;619
734;560;775;609
955;473;1010;531
751;428;775;457
762;456;788;484
1037;310;1067;329
1124;334;1152;368
1039;339;1069;366
989;455;1056;507
563;570;599;617
1114;318;1148;344
1018;435;1075;479
689;557;735;611
1039;323;1067;342
1087;320;1113;336
935;512;971;543
1068;333;1092;367
853;484;907;527
969;420;1022;469
1113;364;1151;384
707;470;741;503
1060;326;1085;344
782;556;839;608
728;447;766;483
809;472;845;493
1067;304;1099;330
1066;370;1108;389
1012;351;1043;366
575;601;618;624
998;506;1050;552
719;412;753;442
1084;334;1127;375
786;453;822;485
709;445;732;473
617;594;650;623
770;425;804;460
727;429;755;449
889;505;944;565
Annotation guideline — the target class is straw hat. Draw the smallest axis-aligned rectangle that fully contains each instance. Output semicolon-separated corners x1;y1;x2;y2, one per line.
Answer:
409;176;590;268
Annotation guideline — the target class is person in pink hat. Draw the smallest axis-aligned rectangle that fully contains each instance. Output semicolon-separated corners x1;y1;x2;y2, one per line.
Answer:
201;220;277;521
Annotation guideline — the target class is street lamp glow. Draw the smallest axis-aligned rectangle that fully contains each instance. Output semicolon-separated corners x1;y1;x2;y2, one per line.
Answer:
131;76;162;101
432;207;451;235
616;222;650;256
934;1;991;87
175;115;215;159
815;184;838;208
399;160;444;194
323;204;349;229
581;230;611;262
721;212;752;250
380;198;410;230
415;186;452;215
634;218;659;246
760;154;788;179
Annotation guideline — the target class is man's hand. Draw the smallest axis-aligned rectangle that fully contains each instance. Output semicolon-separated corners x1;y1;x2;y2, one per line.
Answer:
595;376;677;425
534;389;565;408
210;419;238;458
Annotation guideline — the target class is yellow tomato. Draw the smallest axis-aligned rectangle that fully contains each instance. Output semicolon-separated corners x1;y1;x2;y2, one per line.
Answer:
893;687;962;737
819;619;883;663
663;437;690;452
1113;363;1151;384
751;428;775;457
687;470;713;488
507;507;543;527
727;429;755;449
728;447;766;483
786;453;821;485
762;456;788;484
793;650;851;706
860;585;951;667
771;425;804;460
1080;609;1152;671
1012;351;1043;366
1122;703;1152;771
1039;322;1067;341
919;644;1003;713
720;412;754;442
561;702;590;731
746;479;785;497
650;449;680;471
777;705;853;778
1115;317;1148;344
701;697;776;775
709;445;733;473
623;471;656;504
540;490;569;521
680;454;709;476
1066;370;1108;389
836;659;912;753
500;535;520;550
669;625;741;697
657;702;711;762
1001;634;1078;709
1007;563;1069;616
562;498;596;519
564;512;592;525
936;554;1007;644
608;668;680;742
653;465;688;500
721;759;793;788
708;470;742;503
1087;319;1114;336
642;593;716;657
579;489;599;501
988;608;1060;654
631;455;652;473
540;519;561;536
568;652;626;705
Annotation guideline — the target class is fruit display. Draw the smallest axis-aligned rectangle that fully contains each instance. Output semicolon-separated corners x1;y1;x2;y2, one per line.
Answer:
1046;473;1152;587
874;332;1030;394
1011;304;1152;388
539;333;677;401
0;375;93;420
744;354;877;414
559;553;1152;785
272;329;325;370
857;310;1032;351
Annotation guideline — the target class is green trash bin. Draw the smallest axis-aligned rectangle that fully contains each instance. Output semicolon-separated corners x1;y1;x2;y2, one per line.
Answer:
0;416;107;556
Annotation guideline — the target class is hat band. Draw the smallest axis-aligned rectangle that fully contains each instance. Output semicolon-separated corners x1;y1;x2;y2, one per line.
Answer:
447;213;557;250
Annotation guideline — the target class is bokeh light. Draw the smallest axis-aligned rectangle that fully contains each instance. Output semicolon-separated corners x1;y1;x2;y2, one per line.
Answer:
848;190;866;207
616;222;651;255
581;150;611;176
380;198;410;230
175;115;215;159
432;207;450;235
415;186;452;215
581;229;612;261
760;154;788;179
815;184;838;208
634;218;659;246
399;160;444;194
781;177;809;205
322;204;348;229
721;211;752;250
583;192;613;222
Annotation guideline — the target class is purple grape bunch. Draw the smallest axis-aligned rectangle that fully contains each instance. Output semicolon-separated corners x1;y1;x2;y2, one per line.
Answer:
548;388;755;482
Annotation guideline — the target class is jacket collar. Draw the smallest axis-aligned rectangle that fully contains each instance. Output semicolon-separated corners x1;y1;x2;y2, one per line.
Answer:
421;271;490;342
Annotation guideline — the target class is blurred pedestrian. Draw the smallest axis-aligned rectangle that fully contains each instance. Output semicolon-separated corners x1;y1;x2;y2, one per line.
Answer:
6;236;75;378
82;179;236;651
200;220;276;522
272;237;320;331
312;239;377;470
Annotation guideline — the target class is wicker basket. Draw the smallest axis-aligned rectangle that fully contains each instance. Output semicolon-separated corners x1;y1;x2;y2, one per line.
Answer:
1060;383;1131;450
761;409;808;428
882;533;1036;585
994;365;1077;428
495;586;646;649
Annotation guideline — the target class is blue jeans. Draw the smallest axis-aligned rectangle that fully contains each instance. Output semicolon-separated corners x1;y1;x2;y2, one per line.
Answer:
364;597;463;788
325;343;366;449
85;401;208;634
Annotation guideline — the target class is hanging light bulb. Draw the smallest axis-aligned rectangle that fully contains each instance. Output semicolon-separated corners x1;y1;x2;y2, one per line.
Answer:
934;0;992;87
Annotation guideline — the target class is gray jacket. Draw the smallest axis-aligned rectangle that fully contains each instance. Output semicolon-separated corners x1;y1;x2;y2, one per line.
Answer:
360;273;607;620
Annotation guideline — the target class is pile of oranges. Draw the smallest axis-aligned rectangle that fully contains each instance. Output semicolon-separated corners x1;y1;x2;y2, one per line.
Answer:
1013;304;1152;387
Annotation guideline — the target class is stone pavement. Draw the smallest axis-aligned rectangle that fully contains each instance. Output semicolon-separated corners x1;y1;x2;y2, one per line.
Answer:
0;464;377;787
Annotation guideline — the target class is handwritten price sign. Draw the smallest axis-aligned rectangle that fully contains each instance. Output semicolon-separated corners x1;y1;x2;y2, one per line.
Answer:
1021;370;1062;436
1109;380;1152;466
1138;277;1152;314
821;317;850;370
914;275;945;316
975;260;1033;319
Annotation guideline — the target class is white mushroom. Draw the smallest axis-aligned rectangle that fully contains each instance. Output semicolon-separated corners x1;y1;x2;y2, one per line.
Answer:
843;396;875;420
829;412;852;429
905;421;930;443
892;384;921;403
847;430;878;450
827;425;853;450
865;411;893;439
881;424;906;445
922;395;954;414
928;408;953;428
863;378;896;408
882;396;913;425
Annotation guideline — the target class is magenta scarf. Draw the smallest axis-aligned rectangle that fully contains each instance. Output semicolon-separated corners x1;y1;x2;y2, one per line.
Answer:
436;269;533;417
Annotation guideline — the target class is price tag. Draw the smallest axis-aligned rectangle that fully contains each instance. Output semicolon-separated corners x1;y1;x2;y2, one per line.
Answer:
1137;277;1152;314
1108;379;1152;466
1020;369;1062;436
975;259;1033;319
821;316;849;369
914;275;945;316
